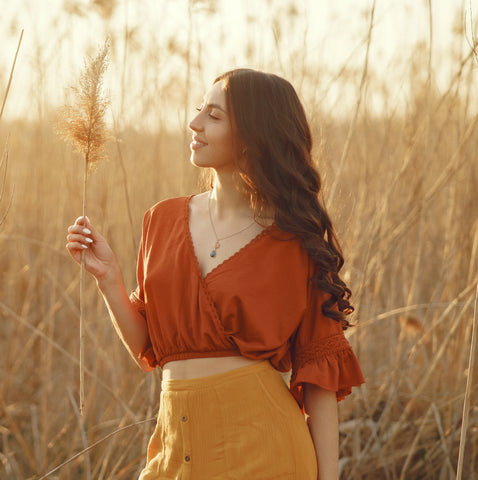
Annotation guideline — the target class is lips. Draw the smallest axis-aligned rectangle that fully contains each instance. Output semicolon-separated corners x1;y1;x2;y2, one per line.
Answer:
193;136;207;145
190;137;207;150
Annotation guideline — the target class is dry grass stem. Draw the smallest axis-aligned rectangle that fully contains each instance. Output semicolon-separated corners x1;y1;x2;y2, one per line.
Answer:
0;144;14;226
465;0;478;62
67;387;91;480
431;403;456;477
56;41;110;415
456;282;478;479
0;29;23;122
37;417;155;480
326;0;375;207
0;301;137;418
112;117;137;255
399;404;434;479
385;281;477;444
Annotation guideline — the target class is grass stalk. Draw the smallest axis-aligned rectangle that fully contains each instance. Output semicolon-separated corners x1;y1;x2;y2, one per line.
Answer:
56;41;110;415
112;118;137;255
465;0;478;63
0;301;137;418
30;405;41;471
0;143;14;226
0;29;23;122
37;416;155;480
0;400;37;471
326;0;375;208
80;156;88;414
399;404;433;480
384;282;477;448
67;386;91;480
381;112;478;254
431;403;455;478
456;282;478;479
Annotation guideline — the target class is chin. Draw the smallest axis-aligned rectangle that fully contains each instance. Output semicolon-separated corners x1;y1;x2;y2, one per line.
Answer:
190;155;213;169
190;154;235;172
190;157;209;168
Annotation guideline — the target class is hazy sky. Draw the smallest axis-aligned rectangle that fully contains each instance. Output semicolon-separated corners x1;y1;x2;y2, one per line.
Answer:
0;0;475;125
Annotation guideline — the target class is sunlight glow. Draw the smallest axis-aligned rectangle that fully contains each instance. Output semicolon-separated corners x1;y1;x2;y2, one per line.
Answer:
0;0;474;126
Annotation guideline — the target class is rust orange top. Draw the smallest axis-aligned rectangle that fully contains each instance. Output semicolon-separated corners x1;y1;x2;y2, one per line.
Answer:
130;196;364;408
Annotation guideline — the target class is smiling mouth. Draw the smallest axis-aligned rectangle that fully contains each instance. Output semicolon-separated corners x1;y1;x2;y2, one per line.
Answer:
190;138;207;150
189;137;207;150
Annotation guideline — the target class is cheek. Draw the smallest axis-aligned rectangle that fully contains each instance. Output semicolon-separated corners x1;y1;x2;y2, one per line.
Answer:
213;129;233;151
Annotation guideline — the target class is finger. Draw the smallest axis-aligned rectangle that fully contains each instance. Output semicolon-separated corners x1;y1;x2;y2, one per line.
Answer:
74;216;93;236
67;233;94;245
75;215;91;226
66;242;89;257
73;216;102;240
68;224;94;236
68;224;87;234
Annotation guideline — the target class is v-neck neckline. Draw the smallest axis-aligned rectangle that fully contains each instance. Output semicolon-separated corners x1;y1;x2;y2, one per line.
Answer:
185;194;275;280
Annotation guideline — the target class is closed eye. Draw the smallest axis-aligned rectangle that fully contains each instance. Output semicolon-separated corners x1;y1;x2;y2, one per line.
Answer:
195;104;220;120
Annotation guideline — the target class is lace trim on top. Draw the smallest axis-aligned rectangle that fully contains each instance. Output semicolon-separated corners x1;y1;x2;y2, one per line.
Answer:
292;333;350;372
184;194;276;280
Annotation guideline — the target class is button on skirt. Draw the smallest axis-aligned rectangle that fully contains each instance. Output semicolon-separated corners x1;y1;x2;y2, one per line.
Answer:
138;360;317;480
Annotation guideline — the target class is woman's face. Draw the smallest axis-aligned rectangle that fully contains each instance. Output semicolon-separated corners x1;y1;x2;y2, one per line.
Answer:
188;81;236;172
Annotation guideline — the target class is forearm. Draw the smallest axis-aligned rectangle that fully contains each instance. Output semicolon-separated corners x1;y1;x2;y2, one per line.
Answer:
97;269;154;372
303;384;339;480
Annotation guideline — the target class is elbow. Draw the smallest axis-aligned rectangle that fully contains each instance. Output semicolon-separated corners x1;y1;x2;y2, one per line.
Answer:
134;356;156;372
140;363;156;373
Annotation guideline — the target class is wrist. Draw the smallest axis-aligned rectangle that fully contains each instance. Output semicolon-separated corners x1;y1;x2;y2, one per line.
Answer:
96;265;123;294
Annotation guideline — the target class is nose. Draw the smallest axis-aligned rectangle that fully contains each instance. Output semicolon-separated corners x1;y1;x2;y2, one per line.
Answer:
188;112;202;132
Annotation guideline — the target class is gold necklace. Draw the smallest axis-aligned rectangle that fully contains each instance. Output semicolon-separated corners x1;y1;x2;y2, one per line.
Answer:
208;192;256;258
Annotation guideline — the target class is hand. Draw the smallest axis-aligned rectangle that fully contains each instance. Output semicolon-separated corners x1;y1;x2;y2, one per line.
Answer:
66;216;119;284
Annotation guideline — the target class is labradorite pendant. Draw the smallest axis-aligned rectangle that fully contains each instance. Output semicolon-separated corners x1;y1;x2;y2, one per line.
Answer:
210;250;216;257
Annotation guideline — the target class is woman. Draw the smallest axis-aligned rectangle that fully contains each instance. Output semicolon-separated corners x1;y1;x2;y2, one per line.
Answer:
67;68;364;480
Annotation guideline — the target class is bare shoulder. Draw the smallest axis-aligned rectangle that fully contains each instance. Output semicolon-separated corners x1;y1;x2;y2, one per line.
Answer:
189;191;208;208
189;192;209;220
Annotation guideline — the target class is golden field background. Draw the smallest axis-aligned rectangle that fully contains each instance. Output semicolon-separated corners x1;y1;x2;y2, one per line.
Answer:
1;1;478;479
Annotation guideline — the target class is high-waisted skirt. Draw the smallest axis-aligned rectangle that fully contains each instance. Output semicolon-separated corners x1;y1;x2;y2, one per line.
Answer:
138;360;317;480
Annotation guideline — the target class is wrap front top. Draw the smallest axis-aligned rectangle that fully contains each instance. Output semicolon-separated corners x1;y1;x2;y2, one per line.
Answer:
130;196;364;409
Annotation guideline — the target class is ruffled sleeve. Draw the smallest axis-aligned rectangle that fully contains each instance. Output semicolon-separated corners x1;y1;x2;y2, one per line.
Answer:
129;209;159;369
290;285;364;411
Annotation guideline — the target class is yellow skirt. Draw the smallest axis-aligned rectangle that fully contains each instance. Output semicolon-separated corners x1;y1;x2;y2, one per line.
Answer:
138;361;317;480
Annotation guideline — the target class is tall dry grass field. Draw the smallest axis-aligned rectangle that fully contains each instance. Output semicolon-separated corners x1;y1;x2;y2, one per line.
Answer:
1;4;478;479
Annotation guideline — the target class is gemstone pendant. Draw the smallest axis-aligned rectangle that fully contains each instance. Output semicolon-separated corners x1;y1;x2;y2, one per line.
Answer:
210;241;220;258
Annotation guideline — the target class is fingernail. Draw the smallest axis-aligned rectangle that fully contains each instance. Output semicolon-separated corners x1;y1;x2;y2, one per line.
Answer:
81;244;88;249
83;228;92;234
85;237;93;243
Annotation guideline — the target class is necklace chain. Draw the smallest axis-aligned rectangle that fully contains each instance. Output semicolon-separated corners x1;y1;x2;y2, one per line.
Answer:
208;191;256;258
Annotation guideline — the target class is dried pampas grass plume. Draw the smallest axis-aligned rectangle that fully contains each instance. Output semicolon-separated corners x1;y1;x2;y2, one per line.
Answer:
57;41;110;416
57;41;110;168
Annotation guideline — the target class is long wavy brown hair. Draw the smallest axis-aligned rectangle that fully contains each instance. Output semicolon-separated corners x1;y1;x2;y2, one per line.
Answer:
214;68;353;328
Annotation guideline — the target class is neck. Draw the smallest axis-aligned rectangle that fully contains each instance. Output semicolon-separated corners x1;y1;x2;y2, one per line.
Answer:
210;171;251;220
